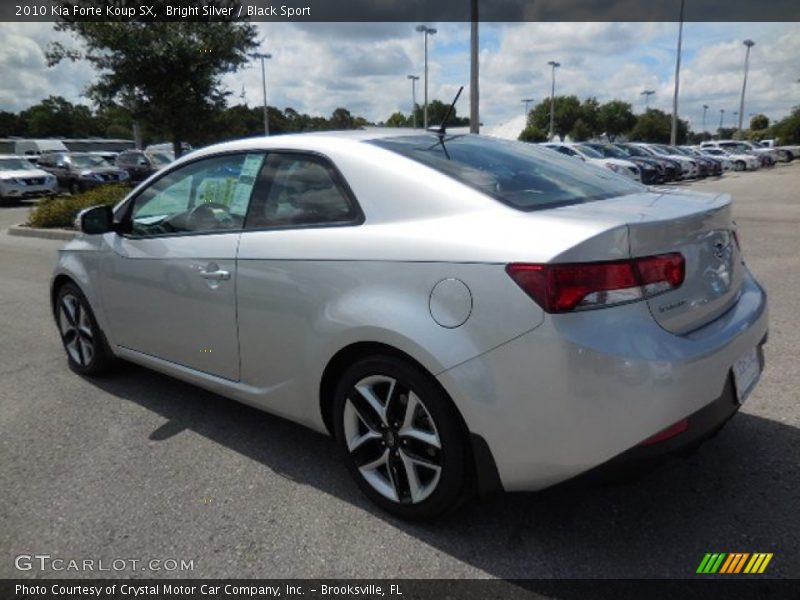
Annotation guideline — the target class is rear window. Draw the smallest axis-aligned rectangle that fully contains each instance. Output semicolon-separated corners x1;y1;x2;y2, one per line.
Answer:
369;135;643;211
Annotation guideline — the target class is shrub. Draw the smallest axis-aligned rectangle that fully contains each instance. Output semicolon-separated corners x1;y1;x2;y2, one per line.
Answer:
28;184;130;229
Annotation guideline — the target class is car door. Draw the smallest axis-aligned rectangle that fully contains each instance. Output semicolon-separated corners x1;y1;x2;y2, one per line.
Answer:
235;152;363;415
100;152;266;380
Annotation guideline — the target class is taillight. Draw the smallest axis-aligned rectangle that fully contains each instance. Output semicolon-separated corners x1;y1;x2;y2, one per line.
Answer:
507;253;685;313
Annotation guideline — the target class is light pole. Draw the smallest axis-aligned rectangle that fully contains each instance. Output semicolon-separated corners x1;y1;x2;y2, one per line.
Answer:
547;60;560;141
407;75;419;128
641;89;655;110
702;104;709;140
719;108;725;132
522;98;534;119
670;0;685;146
469;0;479;134
738;39;755;134
253;52;272;136
416;25;437;129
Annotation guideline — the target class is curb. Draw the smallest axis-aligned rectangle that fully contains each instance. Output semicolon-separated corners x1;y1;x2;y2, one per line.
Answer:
7;225;77;241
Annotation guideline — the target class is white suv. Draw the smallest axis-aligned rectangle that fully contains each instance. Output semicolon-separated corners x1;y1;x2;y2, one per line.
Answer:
0;154;58;204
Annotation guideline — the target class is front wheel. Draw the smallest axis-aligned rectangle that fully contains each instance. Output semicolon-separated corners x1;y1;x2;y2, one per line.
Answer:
734;161;745;171
55;283;113;376
333;355;469;520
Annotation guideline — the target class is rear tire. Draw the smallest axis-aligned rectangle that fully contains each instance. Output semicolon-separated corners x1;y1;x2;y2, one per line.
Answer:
734;161;745;172
69;181;81;196
55;283;114;376
333;355;469;520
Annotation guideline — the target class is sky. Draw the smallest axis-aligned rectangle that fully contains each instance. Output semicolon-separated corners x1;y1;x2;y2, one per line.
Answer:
0;21;798;132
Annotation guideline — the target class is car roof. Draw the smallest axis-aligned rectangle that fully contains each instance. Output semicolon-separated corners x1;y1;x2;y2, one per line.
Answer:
183;129;472;163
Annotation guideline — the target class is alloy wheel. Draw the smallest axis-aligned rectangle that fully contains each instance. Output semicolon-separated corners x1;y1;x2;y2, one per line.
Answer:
343;374;442;504
58;293;95;367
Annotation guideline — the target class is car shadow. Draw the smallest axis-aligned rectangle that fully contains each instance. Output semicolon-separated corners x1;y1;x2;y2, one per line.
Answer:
87;363;799;581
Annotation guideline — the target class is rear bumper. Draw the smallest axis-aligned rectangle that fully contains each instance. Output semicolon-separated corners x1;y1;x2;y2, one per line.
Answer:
439;270;768;492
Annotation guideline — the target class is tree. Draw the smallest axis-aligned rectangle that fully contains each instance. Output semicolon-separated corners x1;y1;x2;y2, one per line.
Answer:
518;123;548;143
630;108;688;144
598;100;636;141
18;96;101;137
413;99;469;128
750;114;769;131
330;108;356;130
46;2;258;157
0;111;24;137
569;119;593;142
385;112;411;127
528;95;582;140
579;97;600;135
768;106;800;144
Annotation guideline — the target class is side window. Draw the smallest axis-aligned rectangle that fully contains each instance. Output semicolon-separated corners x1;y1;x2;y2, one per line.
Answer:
556;146;575;157
245;153;359;229
128;153;265;237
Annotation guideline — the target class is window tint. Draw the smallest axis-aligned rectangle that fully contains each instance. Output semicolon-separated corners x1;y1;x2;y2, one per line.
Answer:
371;135;643;211
129;153;264;237
245;153;359;229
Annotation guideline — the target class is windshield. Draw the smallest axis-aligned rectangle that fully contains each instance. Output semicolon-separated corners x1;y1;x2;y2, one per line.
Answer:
619;145;649;158
720;143;750;153
574;144;604;159
146;152;174;166
71;155;112;169
369;135;643;211
584;143;628;159
650;145;674;155
0;158;36;171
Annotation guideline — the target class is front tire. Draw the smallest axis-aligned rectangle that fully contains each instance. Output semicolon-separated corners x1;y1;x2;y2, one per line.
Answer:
55;283;113;376
734;160;745;172
333;355;469;520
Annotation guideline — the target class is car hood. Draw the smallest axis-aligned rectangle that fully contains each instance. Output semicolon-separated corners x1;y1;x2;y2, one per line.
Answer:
0;169;52;180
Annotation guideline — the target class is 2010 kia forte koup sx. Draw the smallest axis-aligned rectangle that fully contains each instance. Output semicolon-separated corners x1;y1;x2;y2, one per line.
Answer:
51;132;768;519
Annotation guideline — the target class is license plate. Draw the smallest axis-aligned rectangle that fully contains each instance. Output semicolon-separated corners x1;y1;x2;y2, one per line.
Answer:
732;347;761;403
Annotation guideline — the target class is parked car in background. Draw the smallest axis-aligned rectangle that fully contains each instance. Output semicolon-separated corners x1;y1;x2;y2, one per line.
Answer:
37;152;129;195
89;151;120;164
581;143;664;184
672;146;723;177
758;139;798;161
542;142;641;181
627;143;697;179
699;146;760;172
146;142;194;155
703;141;775;168
52;131;767;519
13;139;69;163
116;149;175;182
0;154;58;204
688;147;733;172
615;143;681;182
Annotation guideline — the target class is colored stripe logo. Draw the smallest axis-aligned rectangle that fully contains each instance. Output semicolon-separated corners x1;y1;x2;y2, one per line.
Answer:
697;553;773;574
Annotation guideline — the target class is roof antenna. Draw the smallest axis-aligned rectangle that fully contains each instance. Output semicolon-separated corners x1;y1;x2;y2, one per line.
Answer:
437;86;464;137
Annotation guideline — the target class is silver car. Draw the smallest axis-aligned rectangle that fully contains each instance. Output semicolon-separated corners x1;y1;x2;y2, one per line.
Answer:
51;131;768;519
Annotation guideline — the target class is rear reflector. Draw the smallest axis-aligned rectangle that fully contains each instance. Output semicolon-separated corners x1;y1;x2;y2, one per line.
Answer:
507;253;685;313
638;418;689;446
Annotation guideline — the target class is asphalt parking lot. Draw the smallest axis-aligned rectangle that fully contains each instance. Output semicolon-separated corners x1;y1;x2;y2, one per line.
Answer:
1;164;798;582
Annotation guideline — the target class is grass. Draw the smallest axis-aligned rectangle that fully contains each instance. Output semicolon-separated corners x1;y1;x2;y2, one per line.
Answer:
27;184;130;229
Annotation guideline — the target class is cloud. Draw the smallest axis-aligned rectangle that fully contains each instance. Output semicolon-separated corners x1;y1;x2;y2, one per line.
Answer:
1;21;798;132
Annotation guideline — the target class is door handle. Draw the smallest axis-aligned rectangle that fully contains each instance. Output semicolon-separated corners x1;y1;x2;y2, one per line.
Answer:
199;269;231;281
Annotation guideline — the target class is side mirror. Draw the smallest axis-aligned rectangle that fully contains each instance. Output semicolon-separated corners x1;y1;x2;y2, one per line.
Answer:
76;205;115;235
